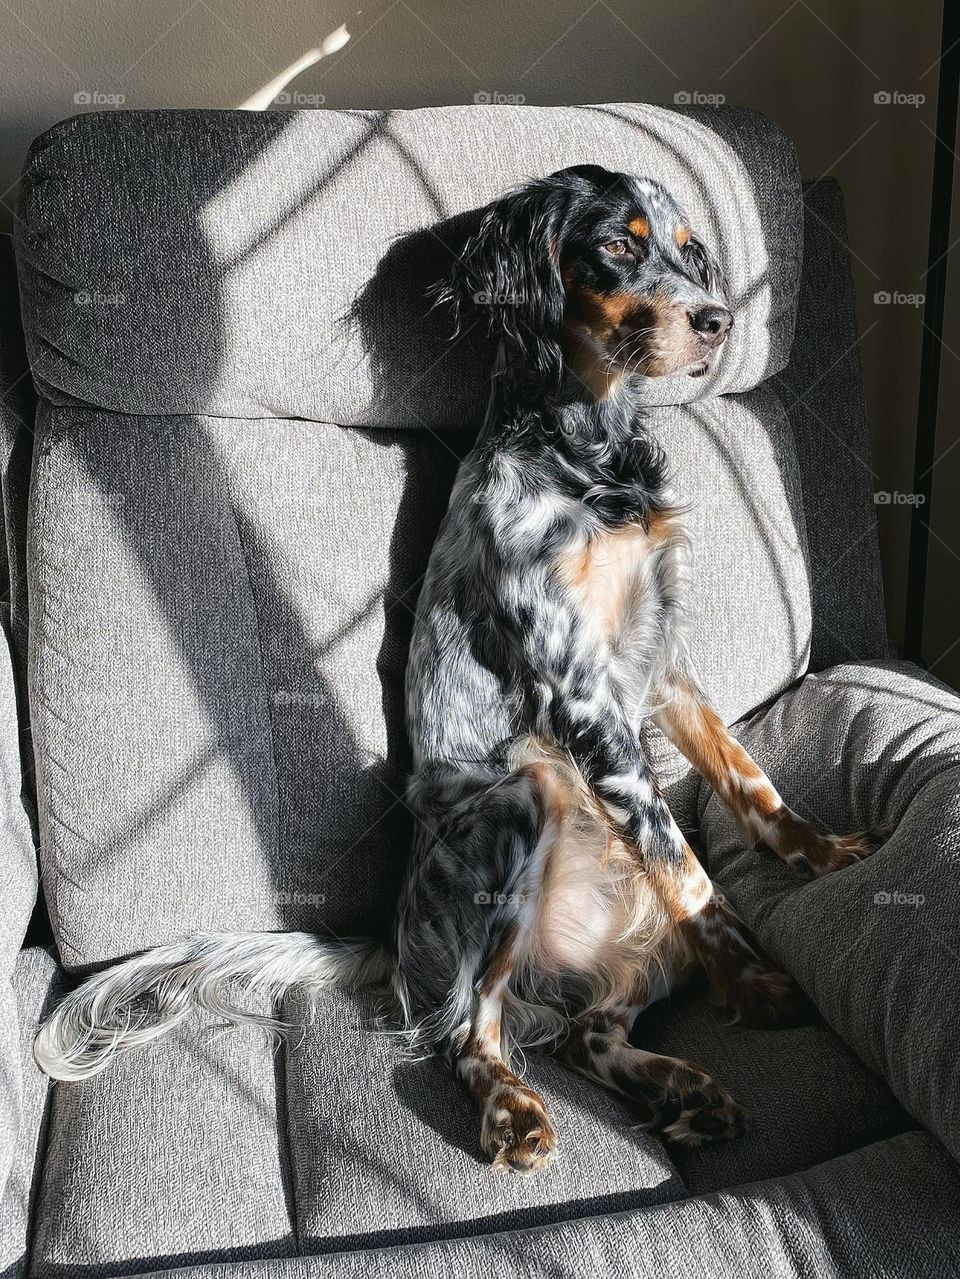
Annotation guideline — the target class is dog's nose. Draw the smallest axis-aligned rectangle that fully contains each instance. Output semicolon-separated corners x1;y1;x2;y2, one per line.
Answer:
689;305;733;345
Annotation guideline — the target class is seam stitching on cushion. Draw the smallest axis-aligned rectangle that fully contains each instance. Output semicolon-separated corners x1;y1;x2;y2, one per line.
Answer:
27;418;77;968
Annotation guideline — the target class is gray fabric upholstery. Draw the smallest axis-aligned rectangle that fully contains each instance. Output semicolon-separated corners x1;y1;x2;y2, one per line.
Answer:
27;408;461;967
284;988;682;1250
28;389;809;968
31;994;297;1277
0;237;41;1278
117;1134;960;1279
24;981;927;1275
0;237;34;691
698;660;960;1161
0;947;60;1278
0;235;35;685
772;181;887;670
0;612;40;1196
637;987;910;1194
16;107;802;425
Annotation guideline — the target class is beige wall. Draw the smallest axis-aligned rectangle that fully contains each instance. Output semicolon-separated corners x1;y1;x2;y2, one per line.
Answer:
0;0;951;674
926;151;960;688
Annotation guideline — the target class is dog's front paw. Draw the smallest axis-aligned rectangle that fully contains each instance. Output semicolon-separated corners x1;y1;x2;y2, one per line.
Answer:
800;828;886;878
768;811;888;878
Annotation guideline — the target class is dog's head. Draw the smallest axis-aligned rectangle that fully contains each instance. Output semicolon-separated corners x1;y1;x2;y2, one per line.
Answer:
439;164;731;395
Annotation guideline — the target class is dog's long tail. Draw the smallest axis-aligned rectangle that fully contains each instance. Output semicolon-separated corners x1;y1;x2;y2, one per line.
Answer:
35;931;391;1082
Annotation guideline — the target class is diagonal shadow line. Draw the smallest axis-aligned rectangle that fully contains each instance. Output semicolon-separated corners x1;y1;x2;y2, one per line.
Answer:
217;116;380;273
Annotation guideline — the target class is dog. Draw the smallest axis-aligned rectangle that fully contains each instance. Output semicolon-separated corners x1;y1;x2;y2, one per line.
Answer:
35;165;882;1176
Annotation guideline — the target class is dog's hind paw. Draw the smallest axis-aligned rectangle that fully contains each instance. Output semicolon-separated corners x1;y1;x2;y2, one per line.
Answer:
726;964;815;1029
628;1058;748;1147
655;1073;748;1147
482;1087;558;1175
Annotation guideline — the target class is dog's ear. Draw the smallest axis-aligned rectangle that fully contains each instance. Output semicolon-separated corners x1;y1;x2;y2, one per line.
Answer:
682;234;727;301
433;180;570;387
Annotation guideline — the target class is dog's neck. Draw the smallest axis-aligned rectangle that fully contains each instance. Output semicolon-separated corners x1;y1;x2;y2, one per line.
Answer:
487;341;653;462
547;369;646;453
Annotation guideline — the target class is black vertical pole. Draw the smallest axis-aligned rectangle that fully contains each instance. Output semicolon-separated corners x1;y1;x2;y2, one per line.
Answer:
905;2;960;661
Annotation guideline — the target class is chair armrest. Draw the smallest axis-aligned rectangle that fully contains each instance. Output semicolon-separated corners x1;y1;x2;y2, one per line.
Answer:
698;659;960;1160
0;612;42;1210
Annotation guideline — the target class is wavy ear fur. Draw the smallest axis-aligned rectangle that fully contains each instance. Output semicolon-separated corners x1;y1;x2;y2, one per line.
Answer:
434;179;571;389
683;235;727;301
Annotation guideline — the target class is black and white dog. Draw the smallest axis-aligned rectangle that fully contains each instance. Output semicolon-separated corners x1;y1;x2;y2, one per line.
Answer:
36;166;880;1175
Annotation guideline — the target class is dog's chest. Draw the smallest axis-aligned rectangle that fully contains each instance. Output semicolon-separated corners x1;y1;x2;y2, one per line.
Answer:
554;507;683;652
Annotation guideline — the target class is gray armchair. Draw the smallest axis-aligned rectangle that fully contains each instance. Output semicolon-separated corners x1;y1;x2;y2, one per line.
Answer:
1;103;958;1277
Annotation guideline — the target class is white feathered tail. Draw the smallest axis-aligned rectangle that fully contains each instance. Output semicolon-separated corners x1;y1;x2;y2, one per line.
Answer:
35;931;390;1082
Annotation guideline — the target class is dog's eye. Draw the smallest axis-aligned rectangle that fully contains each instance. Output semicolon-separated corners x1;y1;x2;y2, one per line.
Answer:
602;240;630;256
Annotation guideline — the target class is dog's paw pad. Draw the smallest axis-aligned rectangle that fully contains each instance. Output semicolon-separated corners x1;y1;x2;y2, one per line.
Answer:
482;1092;557;1176
661;1080;748;1148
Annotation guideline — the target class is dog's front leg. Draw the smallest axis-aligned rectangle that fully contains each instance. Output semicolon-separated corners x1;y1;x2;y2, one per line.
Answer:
651;661;884;877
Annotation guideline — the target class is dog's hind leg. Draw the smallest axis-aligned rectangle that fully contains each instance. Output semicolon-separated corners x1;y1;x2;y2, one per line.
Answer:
555;1012;746;1147
549;691;806;1027
451;947;557;1175
398;758;560;1174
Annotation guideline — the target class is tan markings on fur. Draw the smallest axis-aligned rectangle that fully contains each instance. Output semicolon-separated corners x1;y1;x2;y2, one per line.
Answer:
479;924;518;996
555;508;684;643
575;288;643;333
454;915;558;1175
628;215;650;238
654;676;883;878
655;675;781;828
675;224;691;246
561;275;704;393
765;809;881;876
458;1043;556;1174
559;1024;747;1146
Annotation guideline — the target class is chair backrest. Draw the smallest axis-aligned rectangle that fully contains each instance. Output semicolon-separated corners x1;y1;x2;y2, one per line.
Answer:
12;106;885;970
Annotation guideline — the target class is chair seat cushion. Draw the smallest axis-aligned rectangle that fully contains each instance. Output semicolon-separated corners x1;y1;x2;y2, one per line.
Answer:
697;659;960;1162
29;987;683;1275
30;996;297;1278
283;988;684;1249
636;986;911;1194
25;974;938;1274
98;1132;960;1279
